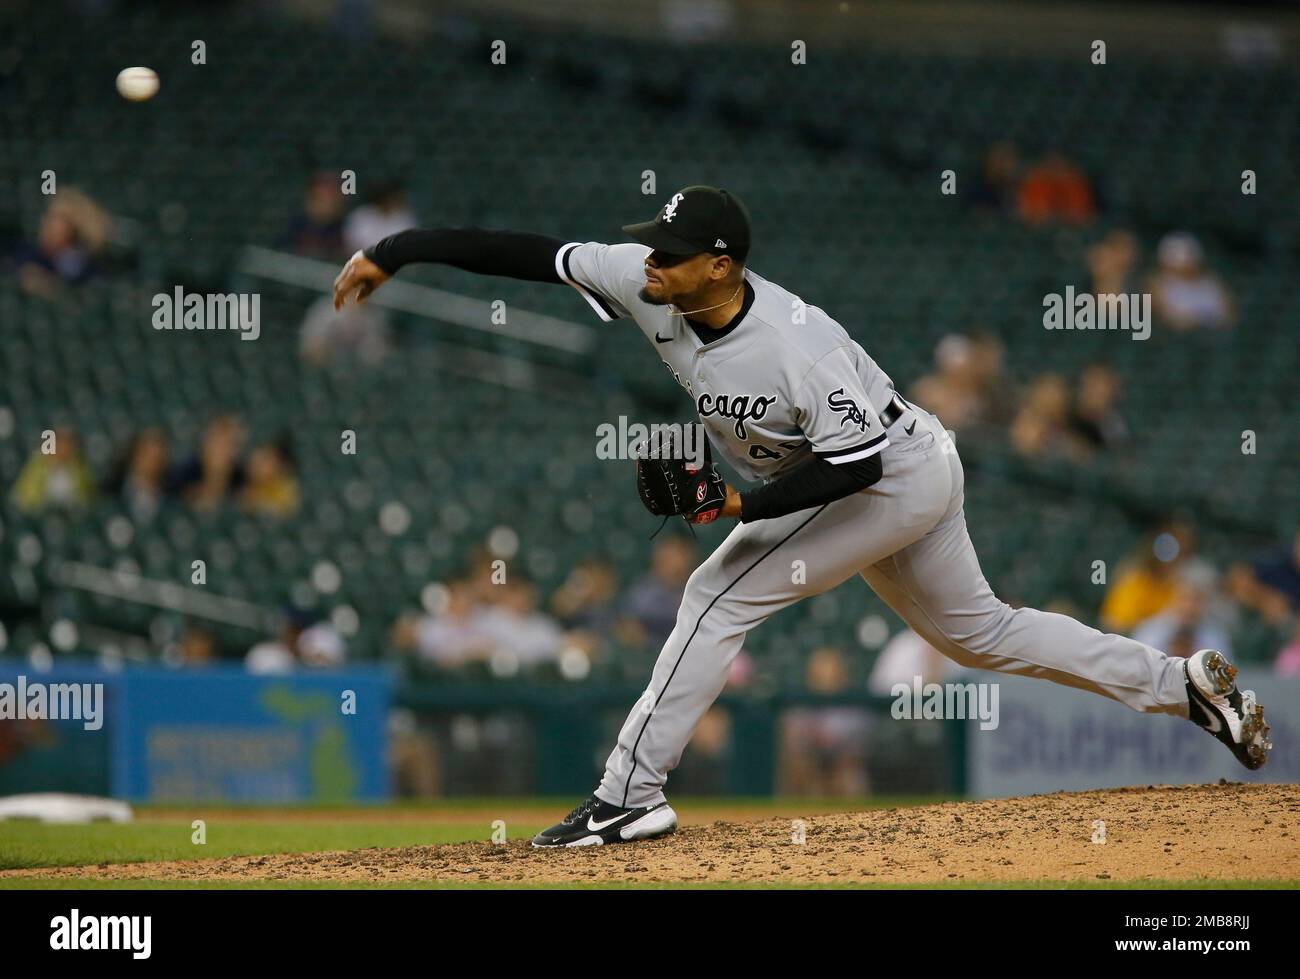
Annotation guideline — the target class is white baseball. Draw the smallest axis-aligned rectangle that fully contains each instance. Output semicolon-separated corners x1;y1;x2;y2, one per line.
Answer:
116;67;159;102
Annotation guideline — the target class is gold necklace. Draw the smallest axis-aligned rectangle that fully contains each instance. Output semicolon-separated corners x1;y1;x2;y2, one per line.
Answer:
668;282;743;318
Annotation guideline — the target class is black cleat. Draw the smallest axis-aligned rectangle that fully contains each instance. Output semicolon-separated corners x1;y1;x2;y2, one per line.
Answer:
531;794;678;848
1185;649;1272;771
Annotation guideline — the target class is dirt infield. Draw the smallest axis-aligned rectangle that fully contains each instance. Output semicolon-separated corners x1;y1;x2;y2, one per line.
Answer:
5;783;1298;885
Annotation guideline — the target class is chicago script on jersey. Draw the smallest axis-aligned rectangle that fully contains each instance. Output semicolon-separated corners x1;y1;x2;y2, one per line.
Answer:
696;392;779;439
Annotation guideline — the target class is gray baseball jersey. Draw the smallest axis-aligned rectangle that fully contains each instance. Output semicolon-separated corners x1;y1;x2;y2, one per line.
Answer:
556;238;1191;809
558;241;892;481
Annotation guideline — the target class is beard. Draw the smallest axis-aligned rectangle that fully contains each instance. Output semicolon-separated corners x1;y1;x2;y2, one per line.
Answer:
638;285;671;306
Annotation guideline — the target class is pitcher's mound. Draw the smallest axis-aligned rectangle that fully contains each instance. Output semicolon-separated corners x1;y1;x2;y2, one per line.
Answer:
7;783;1298;885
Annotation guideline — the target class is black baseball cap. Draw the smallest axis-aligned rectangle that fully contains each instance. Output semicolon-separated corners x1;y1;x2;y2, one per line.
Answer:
622;185;752;262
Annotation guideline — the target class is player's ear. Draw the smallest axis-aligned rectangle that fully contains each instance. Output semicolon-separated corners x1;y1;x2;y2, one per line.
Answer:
711;254;732;281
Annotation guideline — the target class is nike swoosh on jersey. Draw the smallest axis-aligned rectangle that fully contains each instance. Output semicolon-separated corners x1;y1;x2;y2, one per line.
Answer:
655;333;672;344
904;421;916;435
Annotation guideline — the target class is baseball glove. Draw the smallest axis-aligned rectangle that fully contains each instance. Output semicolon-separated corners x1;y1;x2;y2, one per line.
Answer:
634;425;727;527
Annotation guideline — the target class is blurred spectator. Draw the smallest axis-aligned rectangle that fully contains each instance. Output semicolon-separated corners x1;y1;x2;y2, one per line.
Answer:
1087;228;1141;296
479;577;564;668
910;334;975;430
1016;150;1096;226
1132;580;1231;659
1228;530;1300;628
779;647;871;797
245;622;298;674
239;437;300;518
671;704;733;795
104;427;172;523
298;619;348;667
343;182;417;256
299;294;391;367
10;426;96;513
12;189;110;297
969;332;1015;425
1275;621;1300;676
909;335;972;429
969;141;1020;214
1010;373;1089;460
395;579;495;668
173;414;246;511
910;333;1013;434
726;648;756;689
867;628;964;696
551;557;620;654
1100;521;1212;633
282;173;347;259
619;534;698;651
170;624;217;668
1068;363;1129;453
389;708;441;798
395;571;563;675
246;611;346;673
1149;232;1235;331
462;549;507;606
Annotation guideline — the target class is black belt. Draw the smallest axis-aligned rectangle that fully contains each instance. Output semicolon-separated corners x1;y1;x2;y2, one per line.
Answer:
879;392;910;429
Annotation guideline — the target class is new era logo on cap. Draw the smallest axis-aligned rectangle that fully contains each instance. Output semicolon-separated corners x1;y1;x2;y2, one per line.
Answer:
622;186;752;261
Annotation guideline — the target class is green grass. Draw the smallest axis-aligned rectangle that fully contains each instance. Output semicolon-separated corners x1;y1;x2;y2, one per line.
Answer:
0;796;941;872
0;820;524;871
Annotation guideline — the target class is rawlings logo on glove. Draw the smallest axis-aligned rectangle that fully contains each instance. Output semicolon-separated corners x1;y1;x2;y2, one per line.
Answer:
634;425;727;527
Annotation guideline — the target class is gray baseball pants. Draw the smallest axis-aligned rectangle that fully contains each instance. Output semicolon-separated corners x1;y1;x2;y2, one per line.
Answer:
597;406;1191;809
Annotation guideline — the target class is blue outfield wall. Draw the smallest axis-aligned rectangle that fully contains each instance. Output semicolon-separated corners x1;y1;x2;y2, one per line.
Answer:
5;661;1293;802
0;662;393;802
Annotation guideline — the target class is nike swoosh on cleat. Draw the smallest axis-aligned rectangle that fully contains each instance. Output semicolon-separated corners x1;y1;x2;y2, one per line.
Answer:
587;813;633;831
1193;691;1225;735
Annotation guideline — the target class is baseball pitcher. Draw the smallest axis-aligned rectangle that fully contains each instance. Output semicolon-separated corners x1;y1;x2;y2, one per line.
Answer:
333;185;1271;848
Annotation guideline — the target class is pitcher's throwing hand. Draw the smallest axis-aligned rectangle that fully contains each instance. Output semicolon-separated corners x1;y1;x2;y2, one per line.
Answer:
332;250;389;309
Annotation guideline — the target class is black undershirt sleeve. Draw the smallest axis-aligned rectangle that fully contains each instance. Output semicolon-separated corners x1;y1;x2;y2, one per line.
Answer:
363;228;566;283
739;453;883;523
364;228;884;522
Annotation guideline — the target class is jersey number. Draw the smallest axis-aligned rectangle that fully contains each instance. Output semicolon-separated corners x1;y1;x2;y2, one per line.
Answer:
748;441;801;461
